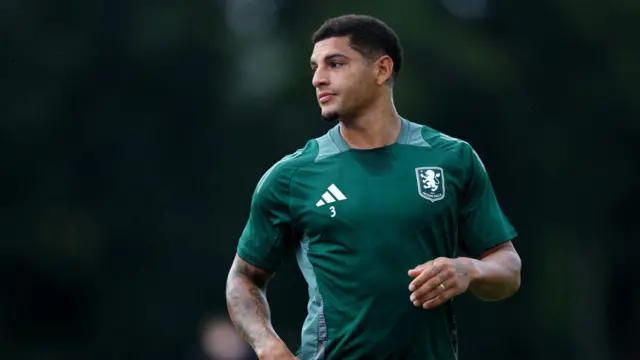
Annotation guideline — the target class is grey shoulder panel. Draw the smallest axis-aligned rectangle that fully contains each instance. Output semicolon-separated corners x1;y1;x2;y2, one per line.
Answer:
400;118;432;148
315;133;341;162
315;125;348;162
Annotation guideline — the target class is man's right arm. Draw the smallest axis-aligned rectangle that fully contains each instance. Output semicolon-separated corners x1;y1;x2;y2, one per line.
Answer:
227;148;310;359
226;254;296;359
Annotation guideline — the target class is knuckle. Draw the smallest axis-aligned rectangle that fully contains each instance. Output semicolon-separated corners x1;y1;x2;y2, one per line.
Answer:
446;268;456;277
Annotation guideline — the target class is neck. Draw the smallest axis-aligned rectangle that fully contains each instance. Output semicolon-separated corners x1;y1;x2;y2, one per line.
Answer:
339;96;401;149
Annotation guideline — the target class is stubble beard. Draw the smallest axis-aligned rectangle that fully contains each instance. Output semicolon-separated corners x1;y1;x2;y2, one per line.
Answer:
320;102;341;122
321;111;340;122
320;91;369;123
321;102;355;123
321;106;362;124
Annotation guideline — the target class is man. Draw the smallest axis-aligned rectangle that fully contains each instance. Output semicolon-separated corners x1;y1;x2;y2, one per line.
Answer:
225;14;521;360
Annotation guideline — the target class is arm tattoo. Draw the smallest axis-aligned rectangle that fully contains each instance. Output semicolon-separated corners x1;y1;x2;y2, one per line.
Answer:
226;259;275;350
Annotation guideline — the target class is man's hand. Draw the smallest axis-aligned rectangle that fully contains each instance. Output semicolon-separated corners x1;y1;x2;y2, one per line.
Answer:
407;257;476;309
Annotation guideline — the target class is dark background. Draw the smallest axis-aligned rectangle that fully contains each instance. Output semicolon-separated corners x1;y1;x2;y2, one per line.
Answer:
2;0;638;359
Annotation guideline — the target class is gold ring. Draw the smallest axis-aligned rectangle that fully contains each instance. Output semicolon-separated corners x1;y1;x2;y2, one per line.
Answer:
439;283;446;291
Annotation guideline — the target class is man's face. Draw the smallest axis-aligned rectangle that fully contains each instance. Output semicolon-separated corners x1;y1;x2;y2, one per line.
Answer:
310;36;379;121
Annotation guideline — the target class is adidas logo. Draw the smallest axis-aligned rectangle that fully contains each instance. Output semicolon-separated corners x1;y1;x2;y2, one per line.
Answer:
316;184;347;207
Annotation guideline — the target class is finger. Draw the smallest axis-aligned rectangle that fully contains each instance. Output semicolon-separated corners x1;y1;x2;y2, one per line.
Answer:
410;271;454;305
408;263;442;292
409;257;449;278
415;276;458;305
407;260;433;277
422;286;458;309
407;268;421;277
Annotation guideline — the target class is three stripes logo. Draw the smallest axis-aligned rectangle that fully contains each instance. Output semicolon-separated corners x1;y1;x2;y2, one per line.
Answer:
315;184;347;207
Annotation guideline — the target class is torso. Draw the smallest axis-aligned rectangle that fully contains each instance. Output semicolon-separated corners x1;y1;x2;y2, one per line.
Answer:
291;119;465;360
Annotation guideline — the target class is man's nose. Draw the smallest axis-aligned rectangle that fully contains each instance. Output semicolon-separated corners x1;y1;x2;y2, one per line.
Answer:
312;68;328;88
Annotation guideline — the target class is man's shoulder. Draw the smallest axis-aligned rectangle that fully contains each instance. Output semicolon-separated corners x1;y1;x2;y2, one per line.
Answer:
406;121;487;180
276;138;321;169
253;138;320;194
406;120;473;154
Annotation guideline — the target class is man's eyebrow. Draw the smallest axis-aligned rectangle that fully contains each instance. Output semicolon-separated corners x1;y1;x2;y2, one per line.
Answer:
310;52;349;66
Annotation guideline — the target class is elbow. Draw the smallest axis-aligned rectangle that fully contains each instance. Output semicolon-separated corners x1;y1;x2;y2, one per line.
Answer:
474;280;519;302
502;261;522;300
225;267;249;306
473;282;518;302
499;257;522;300
510;253;523;294
225;271;238;307
500;247;522;299
506;269;521;298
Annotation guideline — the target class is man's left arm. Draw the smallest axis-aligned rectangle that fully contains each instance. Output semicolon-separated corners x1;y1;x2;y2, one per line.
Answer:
408;241;521;309
408;143;521;308
465;240;521;301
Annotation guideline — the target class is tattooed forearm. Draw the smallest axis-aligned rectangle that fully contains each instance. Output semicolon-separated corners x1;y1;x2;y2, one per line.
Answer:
225;256;281;354
226;275;272;344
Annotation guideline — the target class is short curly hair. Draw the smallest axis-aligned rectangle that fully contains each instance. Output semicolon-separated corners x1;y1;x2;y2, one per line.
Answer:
311;14;403;81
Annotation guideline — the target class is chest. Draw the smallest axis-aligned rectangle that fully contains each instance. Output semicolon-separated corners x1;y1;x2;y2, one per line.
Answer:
290;151;465;236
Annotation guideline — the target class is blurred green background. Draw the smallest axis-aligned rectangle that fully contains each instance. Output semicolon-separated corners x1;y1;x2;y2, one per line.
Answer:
2;0;638;359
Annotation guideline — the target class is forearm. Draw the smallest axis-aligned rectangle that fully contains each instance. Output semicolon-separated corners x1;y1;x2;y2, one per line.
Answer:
466;248;522;301
225;272;284;355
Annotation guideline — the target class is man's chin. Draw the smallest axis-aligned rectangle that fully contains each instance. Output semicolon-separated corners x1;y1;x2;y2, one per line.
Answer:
321;110;339;122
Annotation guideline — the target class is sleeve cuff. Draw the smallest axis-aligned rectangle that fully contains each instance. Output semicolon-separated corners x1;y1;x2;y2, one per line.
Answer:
237;243;278;273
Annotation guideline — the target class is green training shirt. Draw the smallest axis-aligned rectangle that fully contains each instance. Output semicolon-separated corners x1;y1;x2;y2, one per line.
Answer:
237;117;517;360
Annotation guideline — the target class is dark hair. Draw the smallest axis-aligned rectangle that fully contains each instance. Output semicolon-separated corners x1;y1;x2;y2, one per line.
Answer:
312;14;403;81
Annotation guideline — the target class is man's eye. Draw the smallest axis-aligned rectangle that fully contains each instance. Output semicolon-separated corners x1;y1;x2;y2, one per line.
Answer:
331;61;343;68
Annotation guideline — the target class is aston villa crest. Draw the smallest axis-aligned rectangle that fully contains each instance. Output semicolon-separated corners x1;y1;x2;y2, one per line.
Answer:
416;167;445;202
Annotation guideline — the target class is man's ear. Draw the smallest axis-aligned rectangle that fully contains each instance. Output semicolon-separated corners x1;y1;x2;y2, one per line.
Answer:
374;55;394;85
